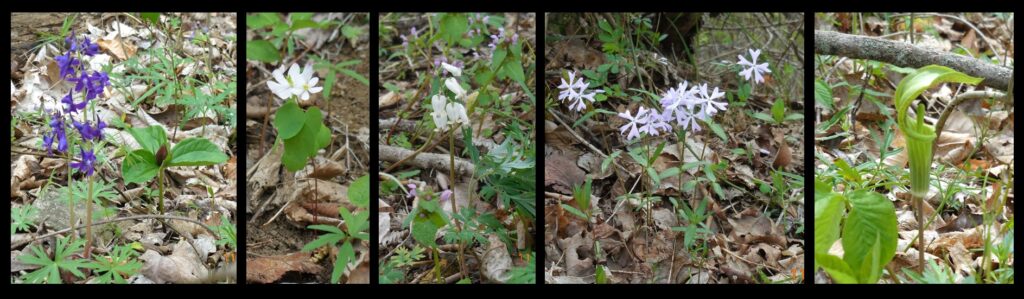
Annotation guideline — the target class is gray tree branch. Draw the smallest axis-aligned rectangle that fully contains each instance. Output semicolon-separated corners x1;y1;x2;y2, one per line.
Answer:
815;30;1012;90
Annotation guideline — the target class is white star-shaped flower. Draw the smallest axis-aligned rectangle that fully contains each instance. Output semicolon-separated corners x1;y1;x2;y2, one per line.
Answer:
737;48;771;84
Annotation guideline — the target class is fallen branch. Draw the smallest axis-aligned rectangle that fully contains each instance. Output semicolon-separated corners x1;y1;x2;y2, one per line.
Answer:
379;144;475;177
13;214;217;250
934;90;1008;143
814;30;1012;90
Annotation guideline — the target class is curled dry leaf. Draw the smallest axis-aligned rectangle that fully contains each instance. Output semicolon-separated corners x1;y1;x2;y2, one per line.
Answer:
556;231;594;277
379;90;402;109
480;234;513;283
140;240;209;283
245;251;324;284
97;38;137;61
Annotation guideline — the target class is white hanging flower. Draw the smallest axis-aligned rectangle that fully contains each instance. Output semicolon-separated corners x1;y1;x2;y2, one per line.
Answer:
431;94;449;132
441;62;462;77
446;102;470;127
444;77;467;100
430;94;470;132
737;48;771;84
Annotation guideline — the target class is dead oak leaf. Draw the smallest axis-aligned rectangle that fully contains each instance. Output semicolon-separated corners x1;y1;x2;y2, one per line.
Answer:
97;38;137;60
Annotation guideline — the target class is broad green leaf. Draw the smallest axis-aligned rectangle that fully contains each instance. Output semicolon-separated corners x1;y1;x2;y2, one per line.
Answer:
140;13;160;25
842;190;897;282
274;100;304;139
816;254;859;284
168;138;227;167
491;46;508;74
246;40;280;63
315;123;331;151
814;193;845;258
858;233;884;283
348;174;370;209
282;107;323;171
505;56;525;84
246;13;280;29
439;13;468;46
127;126;167;154
771;97;786;123
122;149;159;184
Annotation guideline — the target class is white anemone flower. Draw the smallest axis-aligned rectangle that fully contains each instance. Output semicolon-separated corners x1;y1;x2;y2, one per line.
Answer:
294;64;323;101
267;64;298;100
737;48;771;84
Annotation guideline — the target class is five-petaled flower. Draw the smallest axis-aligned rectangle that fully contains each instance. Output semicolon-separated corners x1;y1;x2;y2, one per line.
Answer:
737;48;771;84
557;70;604;112
267;63;323;102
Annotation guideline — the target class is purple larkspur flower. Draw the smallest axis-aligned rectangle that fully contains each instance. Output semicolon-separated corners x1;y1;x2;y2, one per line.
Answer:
72;71;109;101
44;112;68;155
439;190;452;202
54;53;80;81
70;148;96;177
61;90;87;113
72;119;105;142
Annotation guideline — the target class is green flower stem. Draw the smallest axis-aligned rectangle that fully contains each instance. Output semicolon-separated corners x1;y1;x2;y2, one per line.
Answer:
448;126;467;277
85;175;94;258
158;169;165;214
66;150;76;242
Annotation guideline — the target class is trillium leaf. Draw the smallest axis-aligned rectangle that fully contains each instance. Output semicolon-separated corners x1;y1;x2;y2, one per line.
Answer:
127;126;167;155
274;100;305;140
167;138;228;167
122;149;159;184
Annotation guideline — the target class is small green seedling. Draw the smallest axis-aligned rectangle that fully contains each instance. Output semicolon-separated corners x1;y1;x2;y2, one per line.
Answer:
121;125;228;213
301;174;369;283
273;100;331;172
562;178;593;222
